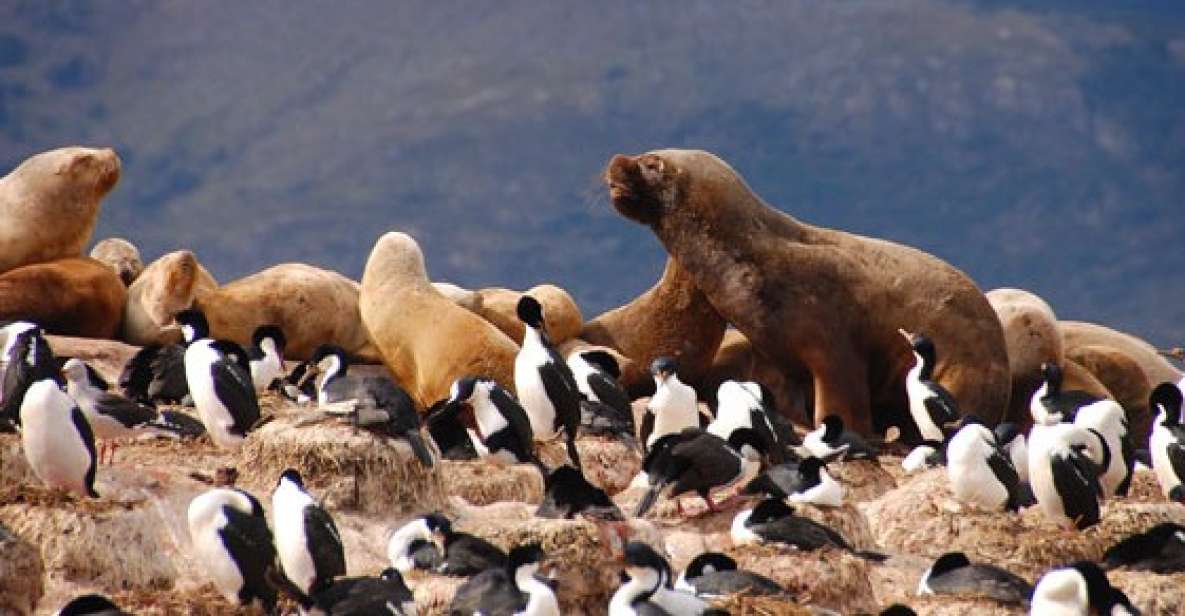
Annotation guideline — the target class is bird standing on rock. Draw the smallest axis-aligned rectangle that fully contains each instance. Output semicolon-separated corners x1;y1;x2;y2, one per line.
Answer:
946;415;1025;512
567;349;636;445
20;377;98;497
271;468;346;597
635;427;765;517
247;324;287;394
514;295;582;469
800;414;878;461
640;356;700;451
182;309;260;450
1150;383;1185;503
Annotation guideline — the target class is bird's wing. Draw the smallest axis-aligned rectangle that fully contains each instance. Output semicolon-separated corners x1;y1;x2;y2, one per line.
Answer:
94;392;158;428
211;358;261;435
588;371;632;418
219;506;278;606
304;504;347;585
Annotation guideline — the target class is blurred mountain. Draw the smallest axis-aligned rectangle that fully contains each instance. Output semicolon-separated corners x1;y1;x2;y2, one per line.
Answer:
0;0;1182;346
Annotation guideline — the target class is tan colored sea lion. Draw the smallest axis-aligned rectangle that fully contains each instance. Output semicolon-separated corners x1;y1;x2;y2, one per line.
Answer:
359;233;520;406
1065;344;1155;446
0;257;126;338
580;257;727;396
89;237;143;285
0;146;120;274
605;149;1011;435
1061;321;1182;387
121;250;219;346
986;288;1066;423
194;263;376;361
1060;359;1114;403
467;284;583;345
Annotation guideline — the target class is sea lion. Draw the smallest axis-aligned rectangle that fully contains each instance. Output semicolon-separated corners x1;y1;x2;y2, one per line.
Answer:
466;284;583;345
605;148;1011;435
580;257;727;397
359;232;520;406
89;237;143;285
121;250;218;346
986;288;1066;423
1060;321;1182;387
194;263;377;361
0;146;120;274
1065;344;1155;447
0;257;126;339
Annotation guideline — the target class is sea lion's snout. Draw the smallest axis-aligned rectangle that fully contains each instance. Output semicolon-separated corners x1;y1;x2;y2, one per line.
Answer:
605;153;664;225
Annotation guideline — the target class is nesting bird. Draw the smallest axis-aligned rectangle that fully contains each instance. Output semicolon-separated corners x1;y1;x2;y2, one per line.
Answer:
946;415;1025;511
707;380;782;461
916;552;1032;607
514;295;582;468
609;542;714;616
56;594;130;616
271;469;346;596
1072;393;1133;498
639;356;701;451
181;309;260;449
247;324;286;393
387;514;446;574
635;427;765;517
119;316;204;406
536;464;622;520
1031;362;1109;424
425;512;508;577
567;349;635;444
449;543;560;616
1102;522;1185;574
187;487;279;611
899;329;960;442
1027;422;1103;530
673;552;786;598
302;568;416;616
1149;382;1185;503
441;375;540;467
425;396;480;460
20;378;98;497
800;414;878;460
744;457;843;507
1030;561;1138;616
731;498;884;561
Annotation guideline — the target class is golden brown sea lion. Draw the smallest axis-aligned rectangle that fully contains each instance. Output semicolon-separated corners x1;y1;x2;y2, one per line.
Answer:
605;148;1011;435
1061;321;1182;387
580;258;727;397
89;237;144;286
986;288;1066;423
0;257;126;338
466;284;583;346
1065;343;1155;446
194;263;376;361
359;232;520;406
0;146;120;274
121;250;218;346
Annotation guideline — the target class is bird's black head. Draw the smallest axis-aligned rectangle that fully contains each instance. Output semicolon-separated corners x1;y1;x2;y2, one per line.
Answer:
904;331;936;364
57;593;125;616
580;350;622;380
684;552;737;579
929;552;972;577
799;456;825;481
449;375;480;403
1152;382;1184;425
310;343;349;377
749;498;795;524
1040;362;1063;395
878;605;918;616
623;541;669;573
649;356;678;379
821;414;845;443
1068;561;1115;612
516;295;545;329
508;542;546;570
251;325;286;353
423;512;452;535
278;468;304;488
175;308;209;343
726;427;767;458
1170;485;1185;504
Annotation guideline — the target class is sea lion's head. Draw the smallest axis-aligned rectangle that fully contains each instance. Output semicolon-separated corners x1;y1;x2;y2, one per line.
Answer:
605;149;749;228
144;250;205;327
362;232;431;291
17;146;122;199
89;237;143;285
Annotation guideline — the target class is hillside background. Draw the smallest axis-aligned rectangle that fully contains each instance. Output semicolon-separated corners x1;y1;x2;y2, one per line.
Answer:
1;1;1182;346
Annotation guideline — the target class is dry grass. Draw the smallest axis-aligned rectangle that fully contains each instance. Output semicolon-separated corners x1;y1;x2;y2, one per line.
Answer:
108;583;264;616
727;543;879;614
709;593;812;616
1107;570;1185;615
903;594;1026;615
0;434;34;491
0;521;43;615
237;413;443;514
439;460;544;506
830;458;898;503
539;437;643;495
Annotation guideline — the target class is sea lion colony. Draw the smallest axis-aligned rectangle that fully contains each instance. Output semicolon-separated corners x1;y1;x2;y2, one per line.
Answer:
0;145;1183;615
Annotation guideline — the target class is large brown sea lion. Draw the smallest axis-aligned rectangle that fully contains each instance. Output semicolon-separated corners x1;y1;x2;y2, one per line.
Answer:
121;250;219;346
986;288;1066;423
605;149;1011;435
1065;343;1154;446
466;284;583;345
359;233;520;406
195;263;377;361
0;257;127;338
580;257;727;396
0;147;120;274
89;237;143;286
1061;321;1182;387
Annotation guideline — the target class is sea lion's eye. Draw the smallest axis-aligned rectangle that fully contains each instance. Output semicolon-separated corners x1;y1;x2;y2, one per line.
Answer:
639;156;664;185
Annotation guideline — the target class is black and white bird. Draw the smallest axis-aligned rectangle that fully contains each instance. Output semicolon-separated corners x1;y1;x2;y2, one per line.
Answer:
536;464;623;520
566;349;636;444
514;295;582;469
799;414;878;461
916;552;1032;607
731;498;885;561
271;469;346;596
186;487;279;611
441;376;540;467
0;320;37;404
946;416;1025;512
902;441;946;474
1103;522;1185;574
639;357;701;452
1;325;57;430
308;344;434;467
426;512;509;577
1149;382;1185;503
387;514;446;574
449;543;560;616
995;422;1030;483
1027;422;1104;530
899;330;961;442
118;315;206;407
247;324;287;394
609;542;714;616
707;380;783;462
635;427;765;517
425;397;479;460
673;552;786;598
743;457;843;507
1030;561;1139;616
56;594;130;616
279;359;318;405
1031;362;1112;424
1073;394;1133;498
62;358;204;464
20;378;98;497
302;567;416;616
181;309;260;449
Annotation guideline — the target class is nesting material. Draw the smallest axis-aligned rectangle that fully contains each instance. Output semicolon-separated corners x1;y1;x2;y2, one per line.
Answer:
410;573;466;616
830;459;897;503
0;521;43;615
794;503;877;552
727;543;878;614
1123;469;1167;504
708;593;812;616
237;414;443;514
862;468;1185;580
0;434;34;490
903;595;1026;615
538;437;643;495
109;583;263;616
1107;570;1185;615
439;460;544;506
0;486;176;590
